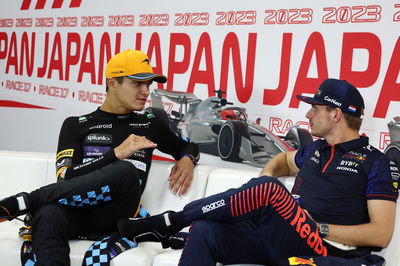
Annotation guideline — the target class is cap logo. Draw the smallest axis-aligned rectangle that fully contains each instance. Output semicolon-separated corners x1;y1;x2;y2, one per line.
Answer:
324;96;342;107
142;59;150;65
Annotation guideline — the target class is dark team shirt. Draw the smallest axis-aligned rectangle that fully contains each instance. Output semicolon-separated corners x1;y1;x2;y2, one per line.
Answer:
293;136;398;225
55;108;199;190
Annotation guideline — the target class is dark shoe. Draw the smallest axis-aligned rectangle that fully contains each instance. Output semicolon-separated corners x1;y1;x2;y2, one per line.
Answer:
0;192;29;222
117;211;181;243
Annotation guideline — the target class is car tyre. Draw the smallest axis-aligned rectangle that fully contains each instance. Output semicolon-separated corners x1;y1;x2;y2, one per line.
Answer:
217;120;249;162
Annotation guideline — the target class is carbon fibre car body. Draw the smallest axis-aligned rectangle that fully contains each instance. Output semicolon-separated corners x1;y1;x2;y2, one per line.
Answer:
147;89;313;167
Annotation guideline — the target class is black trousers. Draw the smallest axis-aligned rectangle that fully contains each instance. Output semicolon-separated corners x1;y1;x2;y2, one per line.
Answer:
27;161;141;266
179;176;327;266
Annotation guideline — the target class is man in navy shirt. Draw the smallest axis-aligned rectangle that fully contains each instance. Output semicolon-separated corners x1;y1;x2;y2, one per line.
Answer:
117;79;398;265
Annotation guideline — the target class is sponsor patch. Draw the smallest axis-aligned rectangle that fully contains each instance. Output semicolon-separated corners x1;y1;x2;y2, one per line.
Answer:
89;124;112;130
85;134;112;144
146;113;155;119
343;151;367;161
56;158;72;168
56;149;74;161
202;199;225;213
82;158;95;163
129;122;150;128
74;156;104;170
310;157;319;164
124;159;147;172
288;257;316;266
132;150;147;158
336;166;358;173
78;116;87;123
56;166;68;180
117;114;131;119
83;146;111;157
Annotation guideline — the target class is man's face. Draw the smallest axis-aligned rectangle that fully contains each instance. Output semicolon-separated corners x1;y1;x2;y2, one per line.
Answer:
305;105;335;138
111;77;152;112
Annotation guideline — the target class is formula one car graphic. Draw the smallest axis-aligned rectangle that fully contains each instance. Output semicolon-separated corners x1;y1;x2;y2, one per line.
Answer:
145;89;313;167
385;116;400;167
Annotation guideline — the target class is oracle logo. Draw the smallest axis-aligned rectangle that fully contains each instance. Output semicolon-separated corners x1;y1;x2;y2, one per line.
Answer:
20;0;83;10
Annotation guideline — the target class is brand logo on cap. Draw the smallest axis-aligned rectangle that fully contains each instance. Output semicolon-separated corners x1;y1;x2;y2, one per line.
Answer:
324;96;342;107
142;59;150;65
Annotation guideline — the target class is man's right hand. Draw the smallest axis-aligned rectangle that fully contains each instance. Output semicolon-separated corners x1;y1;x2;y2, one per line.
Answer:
114;134;157;160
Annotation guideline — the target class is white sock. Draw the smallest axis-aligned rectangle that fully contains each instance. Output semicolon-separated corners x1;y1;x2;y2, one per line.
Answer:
16;196;27;211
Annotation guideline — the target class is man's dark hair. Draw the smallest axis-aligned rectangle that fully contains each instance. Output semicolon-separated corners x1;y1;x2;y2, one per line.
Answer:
326;106;363;131
105;77;125;92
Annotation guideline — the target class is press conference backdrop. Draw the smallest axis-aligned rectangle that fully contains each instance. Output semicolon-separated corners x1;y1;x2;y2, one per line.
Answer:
0;0;399;153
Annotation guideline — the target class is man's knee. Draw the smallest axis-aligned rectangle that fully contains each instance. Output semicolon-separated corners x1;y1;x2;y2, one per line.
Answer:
33;204;70;225
248;176;283;187
105;160;140;187
189;220;219;241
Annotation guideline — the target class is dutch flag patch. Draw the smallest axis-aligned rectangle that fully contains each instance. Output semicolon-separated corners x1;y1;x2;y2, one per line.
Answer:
348;105;357;112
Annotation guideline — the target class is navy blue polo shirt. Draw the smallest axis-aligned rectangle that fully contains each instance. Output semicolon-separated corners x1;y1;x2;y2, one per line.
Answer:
293;136;398;225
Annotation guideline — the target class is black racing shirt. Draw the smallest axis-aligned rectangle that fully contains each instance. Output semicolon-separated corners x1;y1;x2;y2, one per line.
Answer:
55;108;199;190
292;136;398;225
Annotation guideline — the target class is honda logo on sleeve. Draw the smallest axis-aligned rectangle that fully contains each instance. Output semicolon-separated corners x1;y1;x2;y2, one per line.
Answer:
20;0;83;10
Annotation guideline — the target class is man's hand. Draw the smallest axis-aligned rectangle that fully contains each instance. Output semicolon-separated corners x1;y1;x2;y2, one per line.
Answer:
168;156;195;196
114;134;157;160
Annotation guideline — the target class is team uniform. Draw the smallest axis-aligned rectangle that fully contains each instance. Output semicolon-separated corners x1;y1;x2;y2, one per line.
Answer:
176;137;398;266
25;108;199;265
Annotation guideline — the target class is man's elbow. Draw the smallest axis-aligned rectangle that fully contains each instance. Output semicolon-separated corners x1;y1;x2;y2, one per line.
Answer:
376;232;394;248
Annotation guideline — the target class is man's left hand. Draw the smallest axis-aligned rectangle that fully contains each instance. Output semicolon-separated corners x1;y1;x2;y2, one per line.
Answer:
168;157;195;196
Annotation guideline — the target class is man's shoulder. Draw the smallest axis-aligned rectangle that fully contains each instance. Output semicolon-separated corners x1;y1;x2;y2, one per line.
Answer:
61;110;100;127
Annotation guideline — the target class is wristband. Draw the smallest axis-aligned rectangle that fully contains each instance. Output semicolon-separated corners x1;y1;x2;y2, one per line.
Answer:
182;154;197;166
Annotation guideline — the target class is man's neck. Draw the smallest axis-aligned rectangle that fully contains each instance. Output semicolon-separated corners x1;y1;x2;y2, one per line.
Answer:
325;128;360;145
100;99;130;114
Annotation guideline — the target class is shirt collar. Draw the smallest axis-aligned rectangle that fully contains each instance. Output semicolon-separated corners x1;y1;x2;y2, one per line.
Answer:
320;136;369;152
95;107;136;120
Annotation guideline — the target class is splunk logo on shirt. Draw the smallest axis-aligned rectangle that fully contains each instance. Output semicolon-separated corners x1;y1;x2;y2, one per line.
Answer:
85;134;112;144
201;199;225;213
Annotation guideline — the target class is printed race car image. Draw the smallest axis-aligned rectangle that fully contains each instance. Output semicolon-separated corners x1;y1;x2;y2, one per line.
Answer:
385;116;400;168
145;89;313;167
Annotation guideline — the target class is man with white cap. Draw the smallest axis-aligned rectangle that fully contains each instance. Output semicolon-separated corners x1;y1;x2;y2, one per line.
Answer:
0;49;199;265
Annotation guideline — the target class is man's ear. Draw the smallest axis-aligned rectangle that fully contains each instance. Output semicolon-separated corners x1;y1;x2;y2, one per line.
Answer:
333;108;343;122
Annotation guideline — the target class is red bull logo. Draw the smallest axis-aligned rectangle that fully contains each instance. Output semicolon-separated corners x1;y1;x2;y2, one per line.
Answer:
20;0;83;10
289;206;327;256
288;257;316;266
